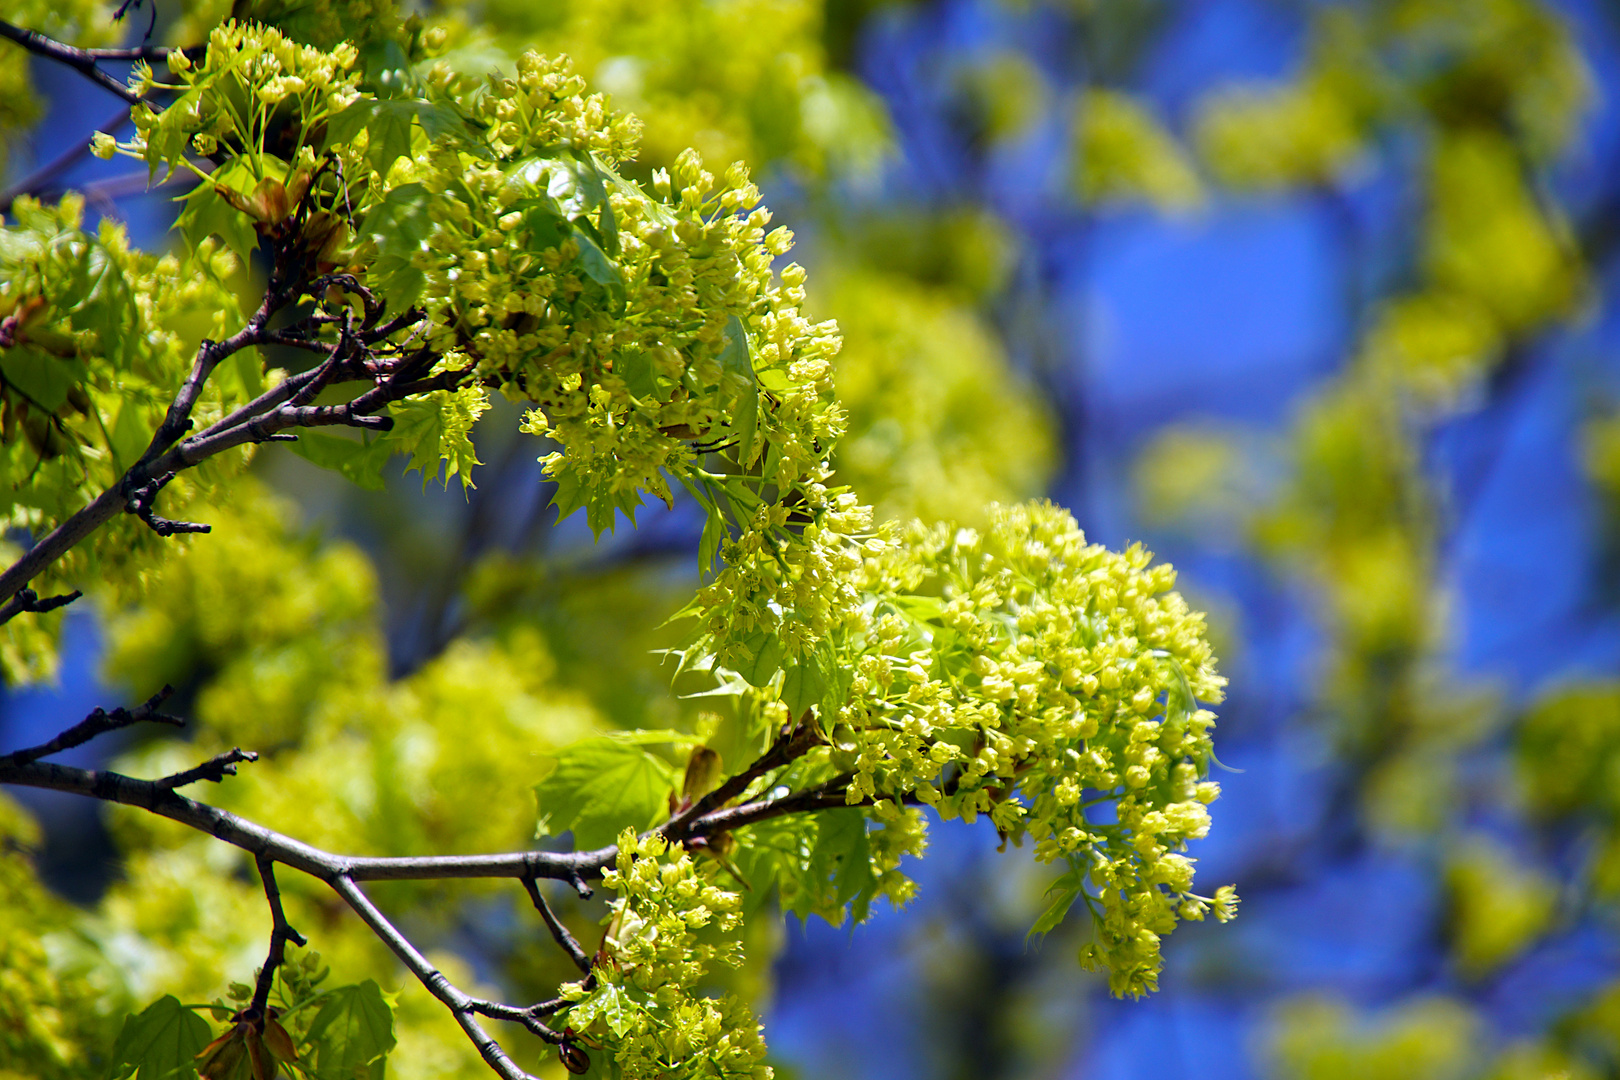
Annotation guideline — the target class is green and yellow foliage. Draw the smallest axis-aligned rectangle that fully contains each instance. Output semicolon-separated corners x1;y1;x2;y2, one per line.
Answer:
0;4;1230;1077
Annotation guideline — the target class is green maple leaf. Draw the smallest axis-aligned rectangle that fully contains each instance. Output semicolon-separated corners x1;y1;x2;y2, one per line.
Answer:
533;735;679;849
105;995;211;1080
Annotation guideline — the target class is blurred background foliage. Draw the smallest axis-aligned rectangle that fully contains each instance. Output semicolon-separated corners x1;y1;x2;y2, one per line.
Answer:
6;0;1620;1078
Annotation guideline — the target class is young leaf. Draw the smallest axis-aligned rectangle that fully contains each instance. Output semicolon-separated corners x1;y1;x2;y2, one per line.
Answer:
109;398;152;470
734;630;784;688
286;431;391;491
382;386;487;491
615;347;660;403
698;502;724;573
781;649;828;717
0;345;84;413
1026;866;1087;945
176;165;262;269
812;807;876;923
733;816;817;919
731;384;760;466
717;315;755;393
570;224;626;313
545;153;608;219
304;980;397;1080
105;994;211;1080
362;183;433;312
533;736;677;849
679;665;752;700
327;99;424;177
568;981;637;1040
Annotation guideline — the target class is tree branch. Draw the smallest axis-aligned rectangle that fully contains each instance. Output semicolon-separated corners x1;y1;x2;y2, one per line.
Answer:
0;20;150;106
136;292;280;473
684;775;858;837
249;855;307;1016
0;486;125;608
0;755;611;884
126;473;212;537
662;721;820;839
0;299;275;604
522;877;592;973
1;686;181;765
0;248;311;604
0;732;872;1080
466;998;564;1043
0;211;449;607
329;875;545;1080
0;586;83;626
155;747;259;790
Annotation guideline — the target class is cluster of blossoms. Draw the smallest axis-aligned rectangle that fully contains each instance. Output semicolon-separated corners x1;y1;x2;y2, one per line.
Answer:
399;54;843;504
110;22;363;177
820;501;1235;995
100;22;871;678
400;55;865;668
559;830;771;1079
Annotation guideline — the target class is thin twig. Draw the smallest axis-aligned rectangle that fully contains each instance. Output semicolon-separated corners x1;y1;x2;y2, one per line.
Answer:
0;755;611;883
662;721;820;839
329;875;543;1080
0;587;83;626
249;856;307;1016
2;686;181;765
0;746;870;1080
522;877;592;973
0;19;149;106
466;999;564;1043
155;748;260;790
126;473;212;536
135;289;280;473
683;776;858;837
0;288;277;606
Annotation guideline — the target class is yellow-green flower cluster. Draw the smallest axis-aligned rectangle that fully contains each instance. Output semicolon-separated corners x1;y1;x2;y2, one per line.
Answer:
389;54;866;665
559;829;770;1079
411;126;835;504
4;13;1239;1015
99;20;866;672
827;500;1232;995
422;50;640;169
207;0;404;52
122;21;362;181
692;475;875;670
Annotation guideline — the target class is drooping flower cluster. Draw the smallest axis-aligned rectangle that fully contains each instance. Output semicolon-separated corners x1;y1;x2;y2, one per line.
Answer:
559;829;771;1079
389;53;864;663
822;501;1235;995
